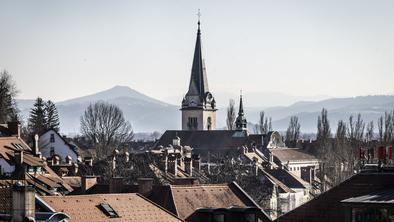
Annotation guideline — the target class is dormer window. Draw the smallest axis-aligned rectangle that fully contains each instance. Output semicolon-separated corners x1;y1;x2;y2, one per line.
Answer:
50;134;55;143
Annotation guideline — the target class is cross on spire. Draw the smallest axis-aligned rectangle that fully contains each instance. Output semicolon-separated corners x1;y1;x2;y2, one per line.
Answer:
197;9;201;30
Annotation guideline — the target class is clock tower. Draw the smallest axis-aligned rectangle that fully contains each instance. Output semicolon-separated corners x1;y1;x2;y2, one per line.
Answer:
181;19;217;131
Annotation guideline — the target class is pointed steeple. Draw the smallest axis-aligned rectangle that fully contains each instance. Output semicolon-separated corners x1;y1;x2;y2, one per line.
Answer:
186;18;209;98
236;92;247;131
181;13;217;131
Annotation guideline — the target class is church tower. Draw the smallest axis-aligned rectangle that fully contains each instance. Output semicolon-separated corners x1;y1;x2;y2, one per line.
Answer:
181;18;217;131
235;93;247;131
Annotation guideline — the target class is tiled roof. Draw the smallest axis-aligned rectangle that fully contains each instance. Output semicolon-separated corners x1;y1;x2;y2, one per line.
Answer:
271;148;318;163
156;130;263;153
275;172;394;222
149;182;266;220
265;168;308;190
0;136;43;167
41;193;183;222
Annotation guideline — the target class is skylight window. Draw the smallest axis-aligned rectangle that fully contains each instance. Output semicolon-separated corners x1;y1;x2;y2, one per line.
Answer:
97;203;119;218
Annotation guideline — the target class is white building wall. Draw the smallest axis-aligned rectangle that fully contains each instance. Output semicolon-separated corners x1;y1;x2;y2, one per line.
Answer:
38;130;78;163
0;158;15;175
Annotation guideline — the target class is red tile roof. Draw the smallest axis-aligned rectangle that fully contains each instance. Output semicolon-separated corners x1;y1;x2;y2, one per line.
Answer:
271;148;318;163
149;182;269;221
41;193;183;222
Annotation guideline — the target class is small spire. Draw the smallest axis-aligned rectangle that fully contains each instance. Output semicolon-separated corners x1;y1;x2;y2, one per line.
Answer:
239;90;244;115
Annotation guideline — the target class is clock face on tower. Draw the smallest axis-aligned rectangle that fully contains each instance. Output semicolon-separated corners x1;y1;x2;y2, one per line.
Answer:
189;100;197;107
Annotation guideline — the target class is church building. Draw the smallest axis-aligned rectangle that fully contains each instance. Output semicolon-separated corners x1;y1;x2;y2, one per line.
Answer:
155;19;263;156
181;18;217;131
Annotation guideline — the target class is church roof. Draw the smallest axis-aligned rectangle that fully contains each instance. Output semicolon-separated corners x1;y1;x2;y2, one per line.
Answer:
155;130;263;153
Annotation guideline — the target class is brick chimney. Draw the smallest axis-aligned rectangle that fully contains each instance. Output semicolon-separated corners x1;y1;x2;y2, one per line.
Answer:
192;154;201;171
168;155;177;176
12;184;35;222
81;176;97;193
109;177;124;193
184;157;192;176
7;122;20;138
137;178;153;197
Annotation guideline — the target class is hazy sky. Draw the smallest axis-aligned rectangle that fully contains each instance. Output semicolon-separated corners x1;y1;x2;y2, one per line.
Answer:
1;0;393;103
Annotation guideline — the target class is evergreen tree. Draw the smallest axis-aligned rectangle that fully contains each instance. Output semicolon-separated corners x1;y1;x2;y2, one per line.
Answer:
28;97;47;136
45;100;60;132
0;70;19;123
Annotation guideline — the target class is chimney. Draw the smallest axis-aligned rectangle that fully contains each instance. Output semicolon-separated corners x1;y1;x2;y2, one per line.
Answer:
168;155;177;176
81;176;97;193
172;136;181;146
65;155;72;165
33;134;41;157
7;122;20;138
137;178;154;197
184;157;192;176
109;177;123;193
192;154;201;171
14;150;23;165
52;155;60;165
12;184;35;222
72;163;79;175
269;152;274;170
84;157;93;166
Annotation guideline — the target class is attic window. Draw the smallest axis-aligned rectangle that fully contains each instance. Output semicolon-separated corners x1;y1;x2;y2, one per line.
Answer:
97;203;119;218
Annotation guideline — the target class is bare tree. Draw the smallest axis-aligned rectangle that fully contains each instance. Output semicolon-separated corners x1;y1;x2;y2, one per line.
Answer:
80;102;134;159
378;116;384;142
354;113;365;142
317;108;331;143
226;99;236;130
365;121;374;142
285;116;301;146
383;111;393;143
259;111;272;134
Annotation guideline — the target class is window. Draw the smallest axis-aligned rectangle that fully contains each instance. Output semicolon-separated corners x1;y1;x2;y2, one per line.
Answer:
50;134;55;143
50;147;55;156
213;214;225;222
187;117;198;130
207;117;212;130
97;203;119;218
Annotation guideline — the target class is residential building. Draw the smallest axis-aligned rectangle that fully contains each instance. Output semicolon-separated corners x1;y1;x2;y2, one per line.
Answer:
38;129;78;164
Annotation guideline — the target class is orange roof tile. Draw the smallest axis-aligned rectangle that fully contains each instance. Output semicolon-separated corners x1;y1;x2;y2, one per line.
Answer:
168;184;250;219
41;193;183;222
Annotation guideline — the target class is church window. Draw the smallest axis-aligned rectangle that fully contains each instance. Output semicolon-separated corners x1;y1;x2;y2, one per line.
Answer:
187;117;198;129
207;117;212;130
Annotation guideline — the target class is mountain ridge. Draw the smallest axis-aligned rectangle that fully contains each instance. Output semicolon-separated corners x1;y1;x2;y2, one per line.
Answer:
16;86;394;134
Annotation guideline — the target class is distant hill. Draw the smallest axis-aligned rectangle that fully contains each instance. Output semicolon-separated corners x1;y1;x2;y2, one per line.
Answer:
17;87;394;134
17;86;180;133
243;95;394;133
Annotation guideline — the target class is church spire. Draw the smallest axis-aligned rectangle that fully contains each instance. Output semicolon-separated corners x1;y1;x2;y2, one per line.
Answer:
236;92;247;131
181;12;217;131
185;12;209;99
